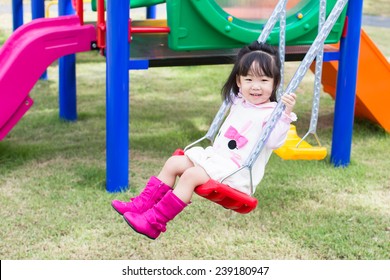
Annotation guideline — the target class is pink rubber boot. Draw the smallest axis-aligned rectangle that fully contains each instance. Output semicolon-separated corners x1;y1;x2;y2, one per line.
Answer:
123;190;187;240
111;176;172;215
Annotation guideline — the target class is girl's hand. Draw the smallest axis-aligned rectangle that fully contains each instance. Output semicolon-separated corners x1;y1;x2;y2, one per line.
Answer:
281;93;296;116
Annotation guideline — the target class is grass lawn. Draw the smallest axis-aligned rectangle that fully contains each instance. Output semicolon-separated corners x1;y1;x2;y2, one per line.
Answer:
0;2;389;260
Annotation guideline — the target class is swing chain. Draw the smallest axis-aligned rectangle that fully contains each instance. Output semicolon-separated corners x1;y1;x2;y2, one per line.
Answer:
184;97;231;151
188;0;349;195
244;0;348;170
198;0;289;146
309;0;327;135
297;0;327;147
277;1;287;101
257;0;288;44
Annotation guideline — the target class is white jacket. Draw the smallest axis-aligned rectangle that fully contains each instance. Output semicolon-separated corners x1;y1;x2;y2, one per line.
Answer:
185;96;297;195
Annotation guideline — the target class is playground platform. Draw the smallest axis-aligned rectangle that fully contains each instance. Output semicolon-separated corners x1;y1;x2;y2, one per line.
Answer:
130;27;339;67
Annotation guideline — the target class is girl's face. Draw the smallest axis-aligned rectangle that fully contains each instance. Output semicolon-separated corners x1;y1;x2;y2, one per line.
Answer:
236;65;275;105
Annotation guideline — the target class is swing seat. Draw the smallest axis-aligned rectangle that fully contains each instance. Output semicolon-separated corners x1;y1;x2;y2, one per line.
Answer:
173;149;258;214
274;125;327;160
195;179;258;214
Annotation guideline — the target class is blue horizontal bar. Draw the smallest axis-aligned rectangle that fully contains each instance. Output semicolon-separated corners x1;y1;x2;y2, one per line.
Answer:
324;51;340;62
129;60;149;70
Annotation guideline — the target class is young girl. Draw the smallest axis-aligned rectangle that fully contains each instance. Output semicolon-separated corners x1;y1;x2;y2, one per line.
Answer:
112;41;297;240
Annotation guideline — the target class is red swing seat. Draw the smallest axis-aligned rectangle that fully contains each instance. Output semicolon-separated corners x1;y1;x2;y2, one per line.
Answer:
173;149;258;214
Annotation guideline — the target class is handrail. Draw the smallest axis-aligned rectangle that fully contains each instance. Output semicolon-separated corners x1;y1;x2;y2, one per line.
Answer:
75;0;84;25
97;0;106;49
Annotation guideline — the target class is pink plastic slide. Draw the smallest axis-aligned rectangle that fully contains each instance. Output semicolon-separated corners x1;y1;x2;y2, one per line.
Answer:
0;15;96;140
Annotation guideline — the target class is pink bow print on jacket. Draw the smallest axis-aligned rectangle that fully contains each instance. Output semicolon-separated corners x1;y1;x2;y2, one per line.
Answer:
224;125;248;149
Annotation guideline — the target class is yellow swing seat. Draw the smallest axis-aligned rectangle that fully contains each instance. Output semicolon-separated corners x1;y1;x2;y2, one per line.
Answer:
274;125;327;160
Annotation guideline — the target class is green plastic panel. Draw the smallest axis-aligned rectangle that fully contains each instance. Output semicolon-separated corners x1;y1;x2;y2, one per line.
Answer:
166;0;348;51
91;0;165;11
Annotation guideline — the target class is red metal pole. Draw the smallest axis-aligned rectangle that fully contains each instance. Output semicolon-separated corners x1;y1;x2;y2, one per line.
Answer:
75;0;84;25
97;0;106;49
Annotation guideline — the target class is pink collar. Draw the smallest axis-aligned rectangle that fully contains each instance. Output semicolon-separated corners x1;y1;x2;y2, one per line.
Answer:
235;94;277;109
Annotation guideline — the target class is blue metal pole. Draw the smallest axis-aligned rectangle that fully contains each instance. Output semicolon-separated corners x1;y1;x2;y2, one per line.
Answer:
31;0;48;80
106;0;129;192
59;0;75;15
31;0;44;19
58;0;77;121
331;0;364;167
12;0;24;30
146;5;156;19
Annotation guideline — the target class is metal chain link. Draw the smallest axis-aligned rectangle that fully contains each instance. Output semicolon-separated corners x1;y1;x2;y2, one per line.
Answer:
257;0;288;44
204;98;231;142
277;2;287;101
184;97;231;151
297;0;327;147
310;0;327;134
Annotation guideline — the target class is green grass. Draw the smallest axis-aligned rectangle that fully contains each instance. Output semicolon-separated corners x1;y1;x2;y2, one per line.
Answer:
0;29;6;45
1;59;389;260
363;26;390;58
0;1;389;260
364;0;390;17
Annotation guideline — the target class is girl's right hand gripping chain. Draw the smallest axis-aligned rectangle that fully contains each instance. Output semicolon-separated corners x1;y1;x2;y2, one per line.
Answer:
281;93;297;116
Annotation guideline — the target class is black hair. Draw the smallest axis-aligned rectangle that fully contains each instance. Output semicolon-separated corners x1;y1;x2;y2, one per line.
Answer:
221;41;281;103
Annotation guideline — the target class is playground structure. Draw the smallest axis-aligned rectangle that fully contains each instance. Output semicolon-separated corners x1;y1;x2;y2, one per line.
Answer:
0;0;389;195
